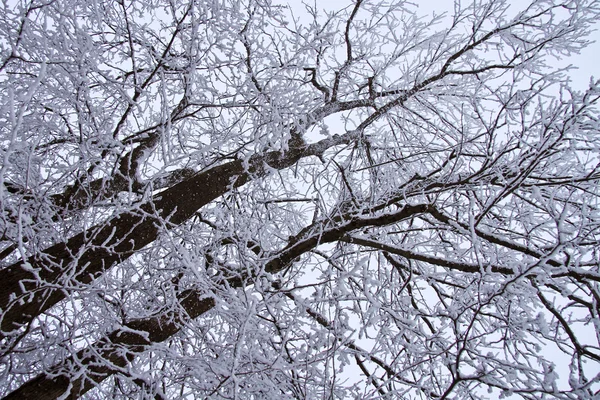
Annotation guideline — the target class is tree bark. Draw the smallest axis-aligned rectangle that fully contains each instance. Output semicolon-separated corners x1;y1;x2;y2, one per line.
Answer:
3;203;429;399
3;292;215;400
0;128;357;338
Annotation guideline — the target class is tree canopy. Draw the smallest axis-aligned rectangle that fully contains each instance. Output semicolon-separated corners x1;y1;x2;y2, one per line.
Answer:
1;0;600;398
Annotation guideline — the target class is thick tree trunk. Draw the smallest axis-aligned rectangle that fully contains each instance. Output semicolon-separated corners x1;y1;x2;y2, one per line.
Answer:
0;100;366;339
4;203;429;399
3;293;215;400
0;148;305;338
0;158;245;337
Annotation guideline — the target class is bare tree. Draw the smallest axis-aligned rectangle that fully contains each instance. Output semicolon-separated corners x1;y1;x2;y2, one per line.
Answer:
1;0;600;398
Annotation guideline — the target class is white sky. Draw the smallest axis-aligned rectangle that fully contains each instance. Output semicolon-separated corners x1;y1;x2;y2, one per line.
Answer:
282;0;599;91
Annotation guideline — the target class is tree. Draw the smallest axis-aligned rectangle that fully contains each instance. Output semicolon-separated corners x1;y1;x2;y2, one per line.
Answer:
1;0;600;398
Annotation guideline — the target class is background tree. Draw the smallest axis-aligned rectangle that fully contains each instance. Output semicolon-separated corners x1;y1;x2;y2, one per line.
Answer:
1;0;600;398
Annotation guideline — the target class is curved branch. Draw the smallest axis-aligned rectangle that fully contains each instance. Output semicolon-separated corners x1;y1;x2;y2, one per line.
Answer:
5;202;429;398
0;100;372;340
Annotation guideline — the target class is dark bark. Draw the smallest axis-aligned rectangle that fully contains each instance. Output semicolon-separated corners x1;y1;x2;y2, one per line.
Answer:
3;292;215;400
0;98;371;339
0;148;300;338
264;203;431;274
5;204;429;399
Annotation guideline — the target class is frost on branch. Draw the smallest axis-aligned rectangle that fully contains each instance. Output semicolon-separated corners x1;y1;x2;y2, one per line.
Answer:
1;0;600;399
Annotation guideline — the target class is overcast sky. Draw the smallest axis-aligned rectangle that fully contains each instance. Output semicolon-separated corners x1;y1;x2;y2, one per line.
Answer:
282;0;599;91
